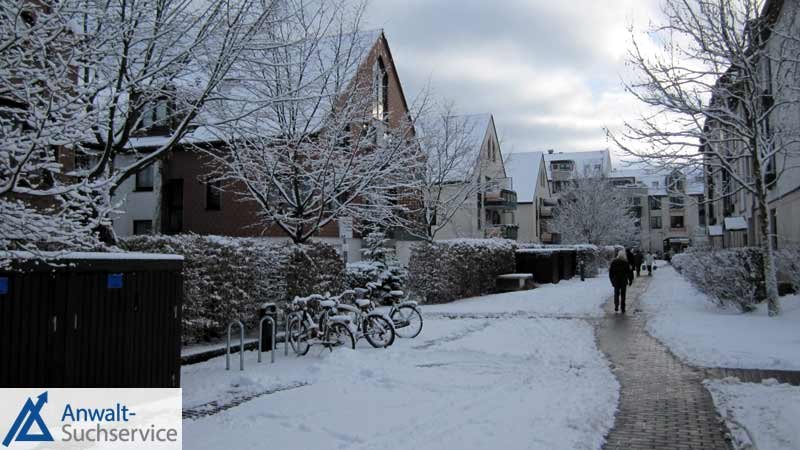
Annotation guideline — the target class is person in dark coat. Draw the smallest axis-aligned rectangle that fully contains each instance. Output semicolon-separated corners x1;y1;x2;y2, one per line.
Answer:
609;250;634;313
634;249;643;277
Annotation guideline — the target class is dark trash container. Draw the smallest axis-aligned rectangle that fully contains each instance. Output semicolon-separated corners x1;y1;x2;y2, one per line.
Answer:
259;303;278;351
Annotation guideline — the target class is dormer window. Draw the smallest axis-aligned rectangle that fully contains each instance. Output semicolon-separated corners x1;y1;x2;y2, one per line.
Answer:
372;58;389;121
140;98;171;132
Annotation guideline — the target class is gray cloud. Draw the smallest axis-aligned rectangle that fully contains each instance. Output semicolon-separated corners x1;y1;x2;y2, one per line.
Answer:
365;0;659;155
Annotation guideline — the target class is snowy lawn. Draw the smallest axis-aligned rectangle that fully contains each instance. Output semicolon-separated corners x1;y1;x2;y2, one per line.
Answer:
183;317;619;450
705;378;800;450
642;266;800;370
422;274;613;318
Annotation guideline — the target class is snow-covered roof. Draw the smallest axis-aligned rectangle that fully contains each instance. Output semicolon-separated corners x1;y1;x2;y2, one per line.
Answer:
542;150;610;180
441;114;494;183
724;216;748;231
708;225;724;236
609;168;704;197
127;29;386;151
504;151;545;203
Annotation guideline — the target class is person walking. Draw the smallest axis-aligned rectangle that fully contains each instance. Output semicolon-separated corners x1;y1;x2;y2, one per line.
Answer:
645;252;655;276
609;250;634;314
634;249;643;277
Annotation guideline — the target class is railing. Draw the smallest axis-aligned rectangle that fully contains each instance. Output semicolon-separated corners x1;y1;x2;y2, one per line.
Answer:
483;189;517;210
540;206;554;218
226;320;245;371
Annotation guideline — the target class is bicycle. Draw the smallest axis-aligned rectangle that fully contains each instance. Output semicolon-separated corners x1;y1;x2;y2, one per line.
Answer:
358;286;423;339
286;294;356;355
336;290;396;348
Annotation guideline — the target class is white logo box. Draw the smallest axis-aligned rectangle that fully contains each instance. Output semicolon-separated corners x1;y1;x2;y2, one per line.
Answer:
0;388;181;449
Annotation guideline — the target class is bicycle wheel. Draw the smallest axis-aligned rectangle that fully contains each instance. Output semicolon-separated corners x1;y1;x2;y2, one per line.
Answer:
324;322;356;350
363;315;396;348
390;305;423;338
288;317;311;356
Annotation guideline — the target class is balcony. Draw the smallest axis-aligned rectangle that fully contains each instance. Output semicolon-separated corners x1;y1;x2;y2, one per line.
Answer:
485;224;519;240
540;206;554;218
482;189;517;210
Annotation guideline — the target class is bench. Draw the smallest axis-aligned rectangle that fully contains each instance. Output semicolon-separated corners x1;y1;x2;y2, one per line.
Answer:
496;273;534;292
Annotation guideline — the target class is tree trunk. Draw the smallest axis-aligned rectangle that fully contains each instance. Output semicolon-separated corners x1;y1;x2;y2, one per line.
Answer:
152;159;163;234
751;152;780;316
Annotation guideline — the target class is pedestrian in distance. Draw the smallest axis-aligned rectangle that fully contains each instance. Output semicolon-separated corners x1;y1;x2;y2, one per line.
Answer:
634;249;643;277
645;252;655;276
609;250;634;314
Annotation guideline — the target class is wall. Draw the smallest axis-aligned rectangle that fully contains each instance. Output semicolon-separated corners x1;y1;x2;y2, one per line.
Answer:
111;154;158;237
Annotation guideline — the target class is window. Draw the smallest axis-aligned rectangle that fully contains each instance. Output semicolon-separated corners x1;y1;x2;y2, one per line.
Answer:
133;220;152;235
651;181;659;188
135;165;154;191
650;216;662;229
206;180;221;210
372;58;389;121
698;195;706;226
669;196;684;209
670;215;685;229
141;98;170;129
649;196;662;210
629;197;641;206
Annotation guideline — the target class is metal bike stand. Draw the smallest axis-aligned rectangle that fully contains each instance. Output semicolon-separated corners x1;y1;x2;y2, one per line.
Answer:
226;319;245;371
258;316;276;364
284;311;299;356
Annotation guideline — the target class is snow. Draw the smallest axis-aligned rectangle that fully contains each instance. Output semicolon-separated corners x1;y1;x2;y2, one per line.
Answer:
421;275;613;318
642;266;800;369
705;378;800;450
504;151;545;202
181;275;619;450
708;225;724;236
0;251;184;261
183;317;618;450
724;216;748;231
439;114;492;183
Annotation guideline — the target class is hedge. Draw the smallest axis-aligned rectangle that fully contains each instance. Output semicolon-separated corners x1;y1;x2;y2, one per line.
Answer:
671;248;765;312
407;239;516;304
122;234;343;344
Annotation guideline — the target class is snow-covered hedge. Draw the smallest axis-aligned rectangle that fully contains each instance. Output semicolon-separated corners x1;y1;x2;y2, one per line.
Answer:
671;248;765;312
122;235;343;343
407;239;516;304
776;246;800;293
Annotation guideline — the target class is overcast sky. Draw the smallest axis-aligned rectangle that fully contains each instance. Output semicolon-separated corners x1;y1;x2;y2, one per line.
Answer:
364;0;660;158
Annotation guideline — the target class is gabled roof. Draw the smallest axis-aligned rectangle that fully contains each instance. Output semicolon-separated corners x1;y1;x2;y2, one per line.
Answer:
440;113;495;182
504;151;546;203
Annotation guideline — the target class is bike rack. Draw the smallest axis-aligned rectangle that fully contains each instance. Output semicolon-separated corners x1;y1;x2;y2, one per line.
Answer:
226;319;245;371
284;311;299;356
258;316;276;364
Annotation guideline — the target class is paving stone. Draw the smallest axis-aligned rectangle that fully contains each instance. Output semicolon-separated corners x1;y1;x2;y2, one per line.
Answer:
595;276;734;450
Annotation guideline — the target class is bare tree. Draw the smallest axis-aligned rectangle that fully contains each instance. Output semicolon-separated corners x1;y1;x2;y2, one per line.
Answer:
1;0;275;253
203;0;422;243
413;103;498;241
609;0;800;315
550;177;640;246
1;0;108;258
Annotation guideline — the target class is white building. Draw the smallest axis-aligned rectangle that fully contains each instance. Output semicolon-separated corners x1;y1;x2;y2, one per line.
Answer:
543;149;612;194
433;114;519;240
504;151;555;243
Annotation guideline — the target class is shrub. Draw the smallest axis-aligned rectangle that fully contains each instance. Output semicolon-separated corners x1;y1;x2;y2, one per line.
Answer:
671;248;764;312
344;232;406;304
775;246;800;293
122;234;343;344
407;239;516;304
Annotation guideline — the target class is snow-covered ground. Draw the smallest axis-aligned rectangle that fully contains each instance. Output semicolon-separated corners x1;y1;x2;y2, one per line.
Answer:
423;275;613;318
641;266;800;370
705;378;800;450
182;280;619;450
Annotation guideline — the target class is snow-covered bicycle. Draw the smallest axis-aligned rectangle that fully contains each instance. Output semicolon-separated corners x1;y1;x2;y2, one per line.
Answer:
336;290;396;348
286;294;356;355
383;289;423;339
